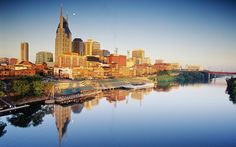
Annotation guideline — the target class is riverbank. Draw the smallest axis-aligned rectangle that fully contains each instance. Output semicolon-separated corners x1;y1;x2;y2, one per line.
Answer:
0;77;154;110
226;77;236;103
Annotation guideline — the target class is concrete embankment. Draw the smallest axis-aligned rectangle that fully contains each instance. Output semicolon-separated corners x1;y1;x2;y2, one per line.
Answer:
96;77;154;90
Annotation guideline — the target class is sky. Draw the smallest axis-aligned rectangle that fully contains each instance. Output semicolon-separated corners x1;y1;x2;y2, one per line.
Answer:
0;0;235;71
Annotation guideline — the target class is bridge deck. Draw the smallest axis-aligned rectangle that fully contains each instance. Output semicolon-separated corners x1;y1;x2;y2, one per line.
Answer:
207;71;236;75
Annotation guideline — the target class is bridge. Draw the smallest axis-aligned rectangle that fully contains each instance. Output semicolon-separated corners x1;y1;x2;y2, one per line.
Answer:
206;71;236;75
203;70;236;80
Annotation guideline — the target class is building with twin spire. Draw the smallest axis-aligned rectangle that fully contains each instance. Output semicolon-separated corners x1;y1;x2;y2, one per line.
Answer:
55;7;80;68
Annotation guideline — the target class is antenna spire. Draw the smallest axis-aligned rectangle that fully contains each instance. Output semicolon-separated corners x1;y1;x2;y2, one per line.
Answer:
60;4;63;16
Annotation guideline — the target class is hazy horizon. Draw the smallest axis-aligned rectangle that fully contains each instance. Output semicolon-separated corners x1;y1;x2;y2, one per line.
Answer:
0;0;235;71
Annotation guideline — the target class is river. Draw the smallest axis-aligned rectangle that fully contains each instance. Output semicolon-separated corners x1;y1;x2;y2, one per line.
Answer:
1;77;236;147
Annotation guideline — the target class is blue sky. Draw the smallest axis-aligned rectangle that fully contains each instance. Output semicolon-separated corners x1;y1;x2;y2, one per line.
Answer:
0;0;235;71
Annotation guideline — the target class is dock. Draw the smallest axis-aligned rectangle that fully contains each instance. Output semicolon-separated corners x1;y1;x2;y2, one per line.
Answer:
54;91;102;104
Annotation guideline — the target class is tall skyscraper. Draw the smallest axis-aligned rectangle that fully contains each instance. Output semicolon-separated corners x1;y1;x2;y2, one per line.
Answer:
35;51;53;64
55;7;72;66
84;39;93;56
20;42;29;62
72;38;84;55
92;41;101;56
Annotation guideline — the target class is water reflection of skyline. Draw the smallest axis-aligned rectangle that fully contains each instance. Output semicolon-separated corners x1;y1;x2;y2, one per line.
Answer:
53;103;83;146
154;83;180;92
54;105;71;145
53;88;154;145
52;82;218;145
0;81;215;144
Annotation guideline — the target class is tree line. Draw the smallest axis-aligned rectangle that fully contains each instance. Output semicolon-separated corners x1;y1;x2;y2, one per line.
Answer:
149;70;210;84
0;76;53;98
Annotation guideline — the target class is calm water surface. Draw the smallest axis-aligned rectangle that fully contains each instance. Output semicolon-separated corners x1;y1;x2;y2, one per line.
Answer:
1;77;236;147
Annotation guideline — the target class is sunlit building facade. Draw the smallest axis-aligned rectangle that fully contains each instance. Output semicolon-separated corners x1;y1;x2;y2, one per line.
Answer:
84;39;93;56
55;7;72;66
57;53;80;68
92;41;100;50
132;49;145;65
36;51;53;64
132;49;144;59
20;42;29;62
9;58;18;65
108;54;127;67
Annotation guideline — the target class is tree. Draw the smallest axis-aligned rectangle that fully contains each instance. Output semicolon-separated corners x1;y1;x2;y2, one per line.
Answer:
0;91;5;98
12;80;30;96
0;81;5;98
0;81;4;91
32;81;44;96
44;82;54;96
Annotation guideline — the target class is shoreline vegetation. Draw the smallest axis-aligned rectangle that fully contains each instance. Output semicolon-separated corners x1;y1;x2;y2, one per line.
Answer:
148;70;210;85
0;76;54;109
0;76;54;98
226;77;236;103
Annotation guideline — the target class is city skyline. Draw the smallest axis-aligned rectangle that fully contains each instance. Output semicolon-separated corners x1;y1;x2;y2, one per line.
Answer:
0;0;236;71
